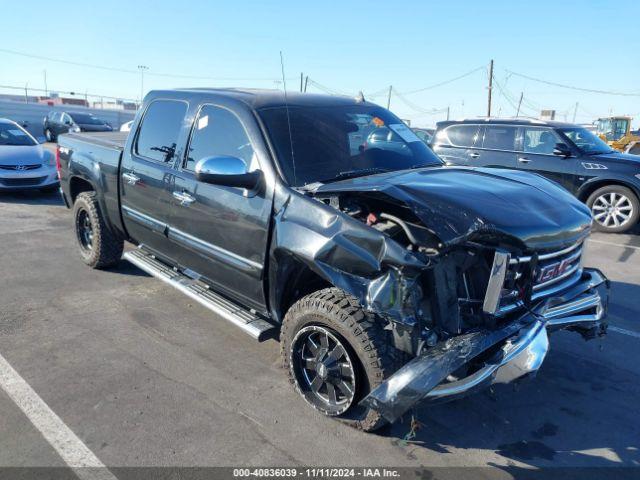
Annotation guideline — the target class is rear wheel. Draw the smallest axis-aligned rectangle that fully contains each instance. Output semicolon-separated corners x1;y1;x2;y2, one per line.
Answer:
587;185;639;233
281;288;402;432
44;128;54;143
73;192;123;268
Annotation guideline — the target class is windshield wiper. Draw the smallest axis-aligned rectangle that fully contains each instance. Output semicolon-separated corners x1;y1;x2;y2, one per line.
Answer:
317;167;390;184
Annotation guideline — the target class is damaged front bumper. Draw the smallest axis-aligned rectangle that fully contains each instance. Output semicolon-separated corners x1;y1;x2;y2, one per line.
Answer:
360;268;608;423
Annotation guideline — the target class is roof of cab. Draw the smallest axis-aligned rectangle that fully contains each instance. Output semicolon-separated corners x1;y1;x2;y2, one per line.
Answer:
156;88;376;109
435;117;580;129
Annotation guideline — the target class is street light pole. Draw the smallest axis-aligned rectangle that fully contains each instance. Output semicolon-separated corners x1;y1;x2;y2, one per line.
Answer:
137;65;148;106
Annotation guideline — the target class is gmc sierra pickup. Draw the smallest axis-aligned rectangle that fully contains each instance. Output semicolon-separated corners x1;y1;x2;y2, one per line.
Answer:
58;88;608;431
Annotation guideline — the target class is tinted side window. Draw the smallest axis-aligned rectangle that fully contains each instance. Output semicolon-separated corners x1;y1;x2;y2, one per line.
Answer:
136;100;187;163
523;128;561;155
185;105;254;172
439;125;481;147
482;126;517;150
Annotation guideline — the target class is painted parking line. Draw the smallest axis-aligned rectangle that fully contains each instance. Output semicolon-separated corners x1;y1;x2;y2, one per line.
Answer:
0;352;116;480
608;325;640;340
587;238;640;251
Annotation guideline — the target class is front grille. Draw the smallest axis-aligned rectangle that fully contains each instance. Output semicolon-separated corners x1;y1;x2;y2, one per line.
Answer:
0;164;41;171
497;241;584;315
0;176;47;186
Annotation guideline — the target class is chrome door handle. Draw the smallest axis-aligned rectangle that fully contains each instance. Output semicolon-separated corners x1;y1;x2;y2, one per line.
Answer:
122;172;140;185
518;157;531;164
172;191;196;206
469;152;480;159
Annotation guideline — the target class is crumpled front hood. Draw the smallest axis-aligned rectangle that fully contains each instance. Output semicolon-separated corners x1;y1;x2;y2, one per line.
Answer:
315;166;592;250
0;145;48;166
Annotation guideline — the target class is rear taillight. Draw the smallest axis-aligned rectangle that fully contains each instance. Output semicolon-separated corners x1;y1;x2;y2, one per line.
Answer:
55;146;61;176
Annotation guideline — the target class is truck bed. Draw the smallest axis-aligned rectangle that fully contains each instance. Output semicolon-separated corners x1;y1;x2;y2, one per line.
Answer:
62;131;128;150
58;131;128;237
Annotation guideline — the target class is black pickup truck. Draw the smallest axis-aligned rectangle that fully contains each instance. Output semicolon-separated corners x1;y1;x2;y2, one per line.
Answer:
58;89;608;431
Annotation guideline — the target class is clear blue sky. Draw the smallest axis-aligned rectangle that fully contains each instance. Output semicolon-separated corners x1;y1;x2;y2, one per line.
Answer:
3;0;639;127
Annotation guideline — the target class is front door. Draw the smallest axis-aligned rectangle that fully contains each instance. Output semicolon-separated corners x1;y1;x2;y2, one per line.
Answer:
168;104;273;312
517;127;577;192
120;99;188;258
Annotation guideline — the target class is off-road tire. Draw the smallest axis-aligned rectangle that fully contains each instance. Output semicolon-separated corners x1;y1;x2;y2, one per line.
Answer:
73;192;123;269
281;287;403;432
586;185;639;233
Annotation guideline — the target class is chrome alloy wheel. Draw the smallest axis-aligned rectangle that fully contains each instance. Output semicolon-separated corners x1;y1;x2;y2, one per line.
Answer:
592;192;634;229
290;325;356;416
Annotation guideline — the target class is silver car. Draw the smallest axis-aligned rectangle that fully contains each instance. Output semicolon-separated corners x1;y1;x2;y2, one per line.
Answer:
0;118;58;191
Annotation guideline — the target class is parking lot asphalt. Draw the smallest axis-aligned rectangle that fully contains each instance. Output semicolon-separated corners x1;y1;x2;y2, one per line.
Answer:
0;188;639;473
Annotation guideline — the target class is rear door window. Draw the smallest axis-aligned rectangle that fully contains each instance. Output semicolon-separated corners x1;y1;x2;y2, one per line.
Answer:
438;125;481;147
135;100;187;163
482;126;517;151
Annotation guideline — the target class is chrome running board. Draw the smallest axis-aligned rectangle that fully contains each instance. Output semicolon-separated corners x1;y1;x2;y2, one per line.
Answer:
123;249;277;341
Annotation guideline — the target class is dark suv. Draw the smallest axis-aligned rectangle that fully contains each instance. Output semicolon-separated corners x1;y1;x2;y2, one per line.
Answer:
432;118;640;233
43;111;112;142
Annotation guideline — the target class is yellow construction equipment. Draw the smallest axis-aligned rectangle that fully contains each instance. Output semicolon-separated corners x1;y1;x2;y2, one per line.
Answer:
595;116;640;154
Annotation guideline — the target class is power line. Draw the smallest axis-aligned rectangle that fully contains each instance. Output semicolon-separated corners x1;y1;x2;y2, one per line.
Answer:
402;66;486;95
506;69;640;97
0;47;285;82
392;88;448;115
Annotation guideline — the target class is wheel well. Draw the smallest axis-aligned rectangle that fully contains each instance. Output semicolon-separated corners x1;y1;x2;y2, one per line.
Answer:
278;264;332;320
578;180;639;203
69;177;95;204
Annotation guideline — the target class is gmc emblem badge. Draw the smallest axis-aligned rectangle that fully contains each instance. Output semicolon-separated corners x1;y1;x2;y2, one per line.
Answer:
536;258;573;283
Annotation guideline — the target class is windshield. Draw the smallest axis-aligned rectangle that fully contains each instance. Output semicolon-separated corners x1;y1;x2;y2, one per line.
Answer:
69;113;105;125
259;105;443;187
0;123;37;146
560;127;613;154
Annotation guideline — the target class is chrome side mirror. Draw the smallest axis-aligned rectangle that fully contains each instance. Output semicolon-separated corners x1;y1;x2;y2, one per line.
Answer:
194;156;261;189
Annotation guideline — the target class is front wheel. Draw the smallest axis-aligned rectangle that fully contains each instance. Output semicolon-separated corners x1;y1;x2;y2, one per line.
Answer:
587;185;639;233
280;288;402;432
73;192;123;268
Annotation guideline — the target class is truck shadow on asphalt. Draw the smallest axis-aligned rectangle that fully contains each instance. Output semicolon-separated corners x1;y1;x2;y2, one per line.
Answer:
0;190;65;206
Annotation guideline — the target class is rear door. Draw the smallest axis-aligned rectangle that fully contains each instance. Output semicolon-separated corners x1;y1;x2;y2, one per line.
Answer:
432;124;482;165
517;126;577;191
168;103;274;312
120;99;188;258
475;125;518;168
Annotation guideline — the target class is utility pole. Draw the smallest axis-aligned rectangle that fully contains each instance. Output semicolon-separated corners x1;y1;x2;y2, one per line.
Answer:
516;92;523;117
24;83;28;103
386;85;392;109
303;76;309;92
446;106;450;120
300;73;303;92
572;102;579;123
137;65;148;105
487;59;494;117
43;70;48;97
